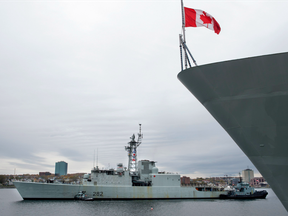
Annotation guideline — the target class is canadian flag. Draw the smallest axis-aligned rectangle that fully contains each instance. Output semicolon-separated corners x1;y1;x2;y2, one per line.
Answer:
184;7;221;34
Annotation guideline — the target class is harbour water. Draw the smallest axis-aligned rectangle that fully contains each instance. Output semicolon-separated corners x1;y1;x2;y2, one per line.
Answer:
0;188;287;216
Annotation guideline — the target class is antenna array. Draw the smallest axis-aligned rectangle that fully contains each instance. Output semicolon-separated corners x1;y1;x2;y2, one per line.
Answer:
125;124;143;175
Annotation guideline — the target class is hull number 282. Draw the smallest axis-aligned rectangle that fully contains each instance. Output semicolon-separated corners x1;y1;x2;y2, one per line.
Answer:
93;191;103;197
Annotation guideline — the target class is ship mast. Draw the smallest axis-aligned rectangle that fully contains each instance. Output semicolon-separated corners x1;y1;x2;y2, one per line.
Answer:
125;124;143;175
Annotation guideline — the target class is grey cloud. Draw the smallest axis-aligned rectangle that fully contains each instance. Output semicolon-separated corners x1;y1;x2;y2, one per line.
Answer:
0;1;287;177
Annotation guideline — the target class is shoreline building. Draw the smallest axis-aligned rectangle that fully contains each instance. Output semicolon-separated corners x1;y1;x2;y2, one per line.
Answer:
181;176;191;186
39;172;51;176
55;161;68;176
250;177;267;187
242;168;254;184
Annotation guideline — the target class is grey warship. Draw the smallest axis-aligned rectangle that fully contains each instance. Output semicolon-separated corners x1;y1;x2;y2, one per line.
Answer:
177;52;288;210
13;125;225;200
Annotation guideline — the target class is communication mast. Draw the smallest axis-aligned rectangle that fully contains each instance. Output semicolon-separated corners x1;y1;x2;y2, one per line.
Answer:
125;124;143;174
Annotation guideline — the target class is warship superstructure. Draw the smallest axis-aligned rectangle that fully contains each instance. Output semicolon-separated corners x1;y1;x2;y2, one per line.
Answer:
178;52;288;210
14;125;225;200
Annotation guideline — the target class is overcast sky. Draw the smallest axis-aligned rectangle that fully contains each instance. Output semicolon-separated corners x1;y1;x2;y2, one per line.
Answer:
1;0;288;178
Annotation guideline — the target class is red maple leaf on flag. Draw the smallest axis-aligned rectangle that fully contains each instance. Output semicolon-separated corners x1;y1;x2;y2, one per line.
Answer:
200;11;212;26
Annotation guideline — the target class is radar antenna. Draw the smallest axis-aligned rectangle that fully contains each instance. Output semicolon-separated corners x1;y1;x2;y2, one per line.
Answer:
137;124;143;146
125;124;143;175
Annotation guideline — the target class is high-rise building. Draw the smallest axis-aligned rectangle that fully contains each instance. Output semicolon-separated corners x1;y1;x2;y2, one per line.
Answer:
242;168;254;184
55;161;68;176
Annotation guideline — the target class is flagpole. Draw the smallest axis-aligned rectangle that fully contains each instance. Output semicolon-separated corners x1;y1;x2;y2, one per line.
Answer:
181;0;187;69
179;34;183;71
181;0;185;43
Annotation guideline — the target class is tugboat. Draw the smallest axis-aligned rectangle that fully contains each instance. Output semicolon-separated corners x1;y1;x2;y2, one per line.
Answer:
219;178;268;199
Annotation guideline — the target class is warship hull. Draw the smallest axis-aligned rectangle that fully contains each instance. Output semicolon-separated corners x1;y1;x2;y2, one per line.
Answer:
177;52;288;211
13;181;224;200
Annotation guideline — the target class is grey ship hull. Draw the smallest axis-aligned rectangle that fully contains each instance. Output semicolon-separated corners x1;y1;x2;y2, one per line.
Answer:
177;52;288;211
13;181;224;200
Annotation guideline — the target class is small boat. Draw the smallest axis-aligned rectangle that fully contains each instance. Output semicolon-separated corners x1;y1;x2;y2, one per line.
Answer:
219;180;268;199
74;191;94;201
